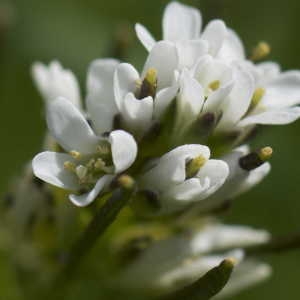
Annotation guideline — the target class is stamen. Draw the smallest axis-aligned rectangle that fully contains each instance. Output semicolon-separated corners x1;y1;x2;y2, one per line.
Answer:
86;158;96;170
208;80;220;91
139;68;158;99
64;161;76;172
251;41;271;61
252;87;265;106
76;165;88;181
186;155;207;178
258;146;273;161
94;158;106;171
239;146;273;171
69;150;82;159
96;144;111;155
118;174;135;190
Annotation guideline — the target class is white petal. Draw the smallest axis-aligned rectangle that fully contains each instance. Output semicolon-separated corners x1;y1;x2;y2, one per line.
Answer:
154;84;178;118
69;175;114;207
194;55;232;88
232;163;271;197
176;69;204;130
179;69;205;116
216;260;272;299
140;145;210;192
32;61;81;108
164;177;210;203
201;20;227;56
191;224;270;254
121;93;154;136
47;98;99;154
262;71;300;109
163;2;202;41
32;151;78;190
142;41;179;90
135;23;156;51
109;130;138;173
195;159;229;199
239;107;300;126
256;61;281;85
114;63;140;110
217;66;255;131
193;56;234;113
217;28;246;62
203;80;234;114
176;40;209;69
86;59;119;134
159;249;243;290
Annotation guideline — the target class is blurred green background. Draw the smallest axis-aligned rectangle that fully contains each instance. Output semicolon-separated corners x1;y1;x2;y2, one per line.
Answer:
1;0;300;299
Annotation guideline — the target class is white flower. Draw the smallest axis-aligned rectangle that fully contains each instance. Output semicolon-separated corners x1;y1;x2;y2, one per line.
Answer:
135;2;228;69
174;55;255;134
237;62;300;126
117;223;269;293
138;144;229;215
32;98;137;207
87;42;179;139
32;61;82;109
196;145;271;211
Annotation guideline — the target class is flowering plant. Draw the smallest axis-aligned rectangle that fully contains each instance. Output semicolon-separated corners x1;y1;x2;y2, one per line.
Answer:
3;2;300;299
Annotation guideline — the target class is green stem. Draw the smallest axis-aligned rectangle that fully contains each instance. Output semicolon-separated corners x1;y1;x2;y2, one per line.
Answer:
245;231;300;256
51;184;134;294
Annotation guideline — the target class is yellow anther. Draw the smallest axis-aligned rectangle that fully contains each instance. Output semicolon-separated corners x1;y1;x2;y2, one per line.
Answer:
86;158;96;169
64;161;76;172
96;144;110;155
118;174;135;190
208;80;221;91
251;41;271;61
186;155;207;178
94;158;106;170
258;146;273;161
144;68;158;87
252;87;265;107
223;257;237;268
139;68;158;99
69;150;82;159
76;165;88;180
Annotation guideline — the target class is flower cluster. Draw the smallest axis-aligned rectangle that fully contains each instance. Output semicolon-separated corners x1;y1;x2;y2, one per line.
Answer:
29;1;300;298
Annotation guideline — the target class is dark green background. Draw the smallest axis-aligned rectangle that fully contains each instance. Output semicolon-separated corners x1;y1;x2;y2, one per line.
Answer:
0;0;300;299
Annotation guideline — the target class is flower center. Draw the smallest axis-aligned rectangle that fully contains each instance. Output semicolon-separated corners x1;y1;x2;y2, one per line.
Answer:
246;87;266;114
63;142;113;190
204;80;221;99
137;68;158;99
185;155;207;179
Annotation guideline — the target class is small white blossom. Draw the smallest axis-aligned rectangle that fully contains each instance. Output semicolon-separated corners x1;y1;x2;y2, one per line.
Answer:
117;223;270;293
138;144;229;215
32;61;82;109
237;62;300;126
135;1;228;66
32;98;137;207
196;145;271;211
87;42;179;139
174;55;255;134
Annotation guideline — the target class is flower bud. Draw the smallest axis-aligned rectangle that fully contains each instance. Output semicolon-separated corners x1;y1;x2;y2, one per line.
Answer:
239;147;273;171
